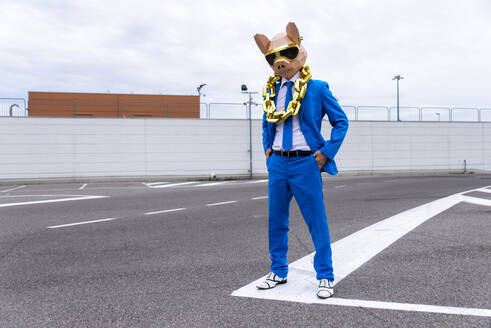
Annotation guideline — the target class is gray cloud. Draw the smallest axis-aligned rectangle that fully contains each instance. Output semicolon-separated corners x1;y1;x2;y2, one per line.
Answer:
1;0;490;109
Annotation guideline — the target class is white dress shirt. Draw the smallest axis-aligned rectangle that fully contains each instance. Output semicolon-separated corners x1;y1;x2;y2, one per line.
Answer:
272;72;311;151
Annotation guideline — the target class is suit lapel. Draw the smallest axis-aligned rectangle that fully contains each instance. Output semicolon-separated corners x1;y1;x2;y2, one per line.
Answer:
299;79;312;120
274;82;280;107
268;82;281;138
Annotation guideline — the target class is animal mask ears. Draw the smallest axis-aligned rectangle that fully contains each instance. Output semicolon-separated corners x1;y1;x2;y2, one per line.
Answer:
285;22;302;45
254;34;270;54
254;22;302;54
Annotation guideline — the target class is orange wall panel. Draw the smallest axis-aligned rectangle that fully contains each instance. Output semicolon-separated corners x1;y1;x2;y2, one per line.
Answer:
28;92;200;118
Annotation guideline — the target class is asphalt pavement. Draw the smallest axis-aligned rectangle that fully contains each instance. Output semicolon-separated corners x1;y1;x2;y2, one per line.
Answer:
0;174;490;327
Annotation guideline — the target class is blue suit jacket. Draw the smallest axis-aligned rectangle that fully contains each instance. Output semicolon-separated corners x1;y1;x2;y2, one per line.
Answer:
262;79;349;175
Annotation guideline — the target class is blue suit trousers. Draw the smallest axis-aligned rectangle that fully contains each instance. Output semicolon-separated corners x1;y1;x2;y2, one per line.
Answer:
267;153;334;281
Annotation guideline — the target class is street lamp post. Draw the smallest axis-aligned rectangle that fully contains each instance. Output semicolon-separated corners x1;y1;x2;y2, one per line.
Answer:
241;84;258;180
197;84;207;97
197;84;207;118
392;75;404;121
9;104;20;117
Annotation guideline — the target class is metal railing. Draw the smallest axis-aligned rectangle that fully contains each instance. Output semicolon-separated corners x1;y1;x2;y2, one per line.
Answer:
1;97;490;122
206;103;491;122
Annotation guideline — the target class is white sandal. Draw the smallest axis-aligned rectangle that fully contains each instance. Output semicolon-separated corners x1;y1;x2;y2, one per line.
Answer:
317;279;334;299
256;272;287;290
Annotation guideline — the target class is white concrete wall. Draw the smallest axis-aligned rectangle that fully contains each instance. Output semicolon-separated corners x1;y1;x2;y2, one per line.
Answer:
336;121;490;173
0;117;489;180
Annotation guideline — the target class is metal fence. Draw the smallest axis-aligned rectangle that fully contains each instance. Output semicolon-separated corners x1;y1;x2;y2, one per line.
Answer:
1;97;490;122
206;103;491;122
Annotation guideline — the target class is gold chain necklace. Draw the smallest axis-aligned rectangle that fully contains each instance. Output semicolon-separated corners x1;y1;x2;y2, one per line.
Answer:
262;65;312;123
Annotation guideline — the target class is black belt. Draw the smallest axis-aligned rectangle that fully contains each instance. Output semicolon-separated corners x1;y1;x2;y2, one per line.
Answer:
273;150;312;157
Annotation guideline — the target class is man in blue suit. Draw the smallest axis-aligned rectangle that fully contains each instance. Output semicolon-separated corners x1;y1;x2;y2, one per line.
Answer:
254;22;349;299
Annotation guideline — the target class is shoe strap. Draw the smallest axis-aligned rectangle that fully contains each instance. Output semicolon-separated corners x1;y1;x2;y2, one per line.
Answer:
319;279;333;288
267;273;283;282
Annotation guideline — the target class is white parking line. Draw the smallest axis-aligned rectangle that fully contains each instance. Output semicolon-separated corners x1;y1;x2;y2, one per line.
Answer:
0;195;109;208
316;298;490;318
232;185;491;316
193;182;229;187
460;195;491;207
247;179;268;184
145;208;186;215
79;184;87;190
1;185;26;193
334;185;346;189
143;182;170;187
206;200;238;207
47;217;118;229
252;196;268;200
148;182;198;188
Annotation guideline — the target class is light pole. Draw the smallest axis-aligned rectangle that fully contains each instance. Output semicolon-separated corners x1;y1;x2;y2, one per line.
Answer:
9;104;20;117
392;75;404;121
197;84;207;118
241;84;258;180
197;84;206;97
436;112;441;121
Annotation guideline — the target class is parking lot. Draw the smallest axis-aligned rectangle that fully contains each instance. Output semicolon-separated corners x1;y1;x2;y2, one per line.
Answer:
1;174;490;327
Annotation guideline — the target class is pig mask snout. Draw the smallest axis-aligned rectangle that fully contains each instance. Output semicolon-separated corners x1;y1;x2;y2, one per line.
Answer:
273;59;294;76
274;59;288;71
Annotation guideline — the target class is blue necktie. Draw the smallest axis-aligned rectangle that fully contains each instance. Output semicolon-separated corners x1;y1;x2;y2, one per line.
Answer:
282;81;294;151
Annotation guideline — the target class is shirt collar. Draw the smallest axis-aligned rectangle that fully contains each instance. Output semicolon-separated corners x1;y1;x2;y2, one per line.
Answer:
281;71;300;88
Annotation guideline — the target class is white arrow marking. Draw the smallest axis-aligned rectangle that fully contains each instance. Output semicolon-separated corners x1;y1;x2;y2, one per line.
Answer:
232;185;491;317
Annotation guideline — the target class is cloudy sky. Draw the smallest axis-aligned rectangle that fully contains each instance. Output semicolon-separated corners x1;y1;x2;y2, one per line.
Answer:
1;0;490;109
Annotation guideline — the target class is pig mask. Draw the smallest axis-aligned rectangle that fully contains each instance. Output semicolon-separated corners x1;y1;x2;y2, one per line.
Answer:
254;22;307;80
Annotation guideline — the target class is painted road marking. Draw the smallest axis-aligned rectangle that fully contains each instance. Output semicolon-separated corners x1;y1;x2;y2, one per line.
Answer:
252;196;268;200
334;185;346;189
232;185;491;316
148;182;198;188
47;217;118;229
79;184;87;190
460;195;491;207
143;180;267;188
317;297;490;317
143;182;170;187
0;195;109;208
247;179;268;184
145;208;186;215
206;200;238;207
1;185;26;193
193;182;229;187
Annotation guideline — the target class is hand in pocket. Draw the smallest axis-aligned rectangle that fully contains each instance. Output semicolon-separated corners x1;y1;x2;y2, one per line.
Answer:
313;151;328;169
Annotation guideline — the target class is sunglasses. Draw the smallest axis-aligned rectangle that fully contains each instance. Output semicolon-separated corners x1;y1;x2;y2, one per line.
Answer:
264;44;300;66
